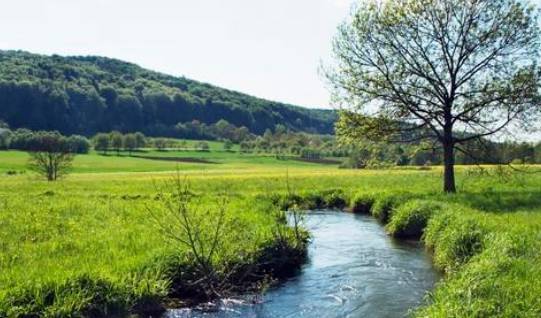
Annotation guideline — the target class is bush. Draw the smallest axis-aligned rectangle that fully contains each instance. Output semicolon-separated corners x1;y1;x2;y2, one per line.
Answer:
299;189;347;210
300;148;322;160
67;135;91;154
423;209;488;272
223;140;233;151
301;192;326;209
265;189;348;211
265;193;304;211
321;189;347;209
386;200;442;238
7;128;34;150
195;141;210;152
350;192;376;214
371;192;411;223
0;128;11;149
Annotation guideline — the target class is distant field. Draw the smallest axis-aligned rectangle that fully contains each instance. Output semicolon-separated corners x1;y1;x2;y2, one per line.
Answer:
1;148;541;317
0;148;336;174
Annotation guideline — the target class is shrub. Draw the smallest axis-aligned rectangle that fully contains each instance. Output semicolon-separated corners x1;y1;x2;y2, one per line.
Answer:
301;192;326;209
0;128;11;149
153;138;169;151
371;192;411;223
195;141;210;152
321;189;348;209
93;133;110;154
223;140;233;151
386;200;442;238
67;135;91;154
423;209;488;272
350;192;376;214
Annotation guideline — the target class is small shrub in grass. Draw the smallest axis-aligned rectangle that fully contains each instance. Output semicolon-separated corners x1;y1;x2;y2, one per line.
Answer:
265;192;304;210
321;188;347;209
386;200;442;238
350;192;376;214
299;189;347;210
371;192;411;223
302;192;326;209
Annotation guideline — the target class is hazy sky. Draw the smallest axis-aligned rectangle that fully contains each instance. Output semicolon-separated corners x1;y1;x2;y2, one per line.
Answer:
0;0;353;109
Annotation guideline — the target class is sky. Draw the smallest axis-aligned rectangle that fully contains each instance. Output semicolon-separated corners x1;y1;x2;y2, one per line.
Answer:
0;0;354;109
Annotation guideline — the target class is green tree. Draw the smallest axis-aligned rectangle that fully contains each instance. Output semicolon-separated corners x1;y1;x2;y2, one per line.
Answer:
123;133;137;155
178;140;188;151
0;128;11;150
196;141;210;152
110;131;123;155
239;141;252;154
67;135;91;154
134;132;146;149
27;131;74;181
154;138;168;151
223;140;233;152
329;0;541;192
93;133;110;155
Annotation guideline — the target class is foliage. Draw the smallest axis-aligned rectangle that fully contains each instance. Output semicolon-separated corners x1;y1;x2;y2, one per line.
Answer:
66;135;91;154
195;141;210;152
385;200;442;238
222;139;233;152
110;131;123;155
1;129;89;154
350;192;376;214
371;192;412;223
26;131;76;181
329;0;541;192
123;133;138;155
1;149;541;316
0;51;336;137
93;133;110;154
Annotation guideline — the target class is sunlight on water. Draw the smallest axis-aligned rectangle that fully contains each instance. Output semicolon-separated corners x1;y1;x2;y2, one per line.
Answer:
165;211;439;318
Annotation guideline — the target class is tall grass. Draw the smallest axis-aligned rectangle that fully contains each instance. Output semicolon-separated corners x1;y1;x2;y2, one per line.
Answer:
1;160;540;316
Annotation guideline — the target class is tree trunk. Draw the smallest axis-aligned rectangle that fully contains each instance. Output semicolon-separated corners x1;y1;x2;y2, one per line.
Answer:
443;141;456;193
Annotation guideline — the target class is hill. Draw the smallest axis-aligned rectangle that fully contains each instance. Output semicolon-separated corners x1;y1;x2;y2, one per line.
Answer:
0;50;336;137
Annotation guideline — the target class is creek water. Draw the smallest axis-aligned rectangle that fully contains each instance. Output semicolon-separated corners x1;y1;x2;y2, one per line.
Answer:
165;211;439;318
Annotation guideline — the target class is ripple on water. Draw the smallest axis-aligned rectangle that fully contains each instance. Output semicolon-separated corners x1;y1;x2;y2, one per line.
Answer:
164;211;440;318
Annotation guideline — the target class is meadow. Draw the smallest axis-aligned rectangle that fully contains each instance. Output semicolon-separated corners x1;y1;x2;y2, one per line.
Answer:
1;148;541;317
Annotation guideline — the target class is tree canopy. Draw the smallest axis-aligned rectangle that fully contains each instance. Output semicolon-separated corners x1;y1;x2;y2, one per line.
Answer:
0;51;336;137
329;0;541;192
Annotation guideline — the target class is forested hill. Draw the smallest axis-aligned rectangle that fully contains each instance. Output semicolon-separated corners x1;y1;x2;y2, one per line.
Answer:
0;50;336;137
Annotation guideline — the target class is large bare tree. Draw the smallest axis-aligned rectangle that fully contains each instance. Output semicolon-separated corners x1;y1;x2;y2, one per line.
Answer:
328;0;541;192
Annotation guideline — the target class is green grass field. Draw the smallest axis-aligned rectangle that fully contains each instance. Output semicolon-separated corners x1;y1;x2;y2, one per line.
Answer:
1;149;541;317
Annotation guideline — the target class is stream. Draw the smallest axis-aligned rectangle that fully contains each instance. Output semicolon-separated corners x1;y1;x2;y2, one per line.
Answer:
165;211;439;318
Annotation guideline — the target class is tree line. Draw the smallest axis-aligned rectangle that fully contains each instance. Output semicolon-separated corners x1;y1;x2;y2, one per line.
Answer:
0;126;91;154
0;51;336;137
2;119;540;167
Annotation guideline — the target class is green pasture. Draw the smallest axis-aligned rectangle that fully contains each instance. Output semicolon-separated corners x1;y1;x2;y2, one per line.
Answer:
1;148;541;317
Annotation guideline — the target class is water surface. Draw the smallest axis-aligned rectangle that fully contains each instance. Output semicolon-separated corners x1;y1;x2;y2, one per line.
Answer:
166;211;439;318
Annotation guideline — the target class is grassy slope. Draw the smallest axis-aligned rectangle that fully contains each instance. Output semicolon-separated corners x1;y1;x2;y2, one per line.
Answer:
1;149;541;316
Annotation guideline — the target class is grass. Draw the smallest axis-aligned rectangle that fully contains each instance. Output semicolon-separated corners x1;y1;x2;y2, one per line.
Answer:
1;149;541;316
